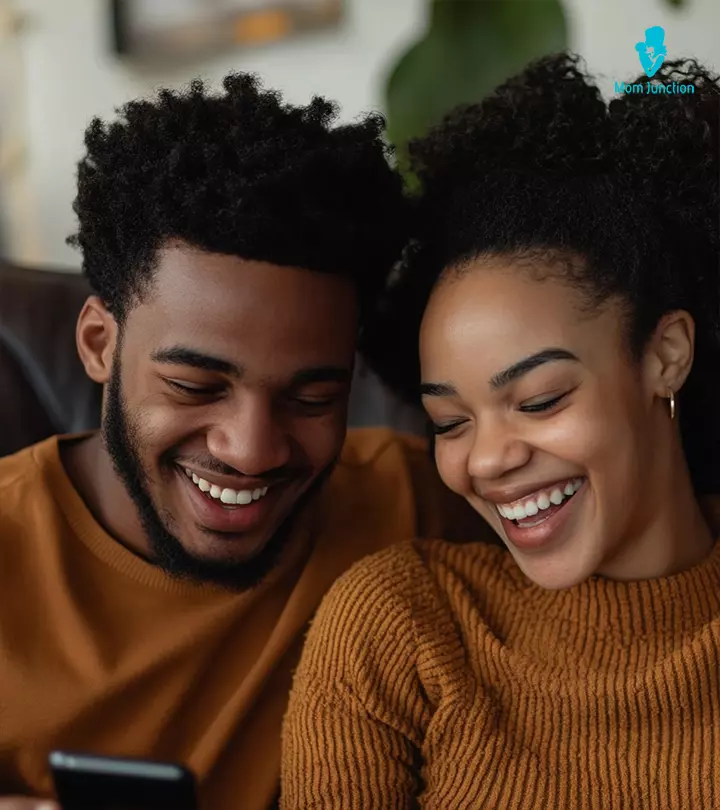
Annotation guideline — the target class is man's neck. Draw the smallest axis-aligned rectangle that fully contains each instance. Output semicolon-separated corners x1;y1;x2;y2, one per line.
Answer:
59;432;154;560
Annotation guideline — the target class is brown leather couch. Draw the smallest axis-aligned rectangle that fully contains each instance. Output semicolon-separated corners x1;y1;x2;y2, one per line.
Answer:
0;262;423;459
0;262;102;457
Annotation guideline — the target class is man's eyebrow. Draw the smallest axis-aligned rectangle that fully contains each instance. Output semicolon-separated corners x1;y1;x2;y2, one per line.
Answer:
150;346;243;377
489;348;580;391
290;367;353;387
150;348;352;387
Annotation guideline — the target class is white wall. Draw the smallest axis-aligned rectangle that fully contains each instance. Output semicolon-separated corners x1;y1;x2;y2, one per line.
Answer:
4;0;720;268
7;0;427;266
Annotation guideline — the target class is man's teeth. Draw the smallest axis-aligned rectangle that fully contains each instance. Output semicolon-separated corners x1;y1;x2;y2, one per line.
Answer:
184;469;268;505
497;478;583;521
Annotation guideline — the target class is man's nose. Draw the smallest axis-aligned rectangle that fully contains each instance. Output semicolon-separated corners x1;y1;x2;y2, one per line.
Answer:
206;399;292;477
466;417;531;483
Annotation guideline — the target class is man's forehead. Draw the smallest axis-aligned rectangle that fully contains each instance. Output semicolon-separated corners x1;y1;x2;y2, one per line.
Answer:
130;303;357;364
137;244;358;336
151;242;356;304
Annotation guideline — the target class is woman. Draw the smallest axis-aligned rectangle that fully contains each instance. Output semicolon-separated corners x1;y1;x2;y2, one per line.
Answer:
281;54;720;808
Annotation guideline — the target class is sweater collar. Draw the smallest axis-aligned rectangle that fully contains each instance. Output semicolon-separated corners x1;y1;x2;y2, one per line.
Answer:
527;538;720;641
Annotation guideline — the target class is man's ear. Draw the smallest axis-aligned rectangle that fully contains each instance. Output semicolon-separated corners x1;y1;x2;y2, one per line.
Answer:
643;310;695;399
76;296;118;385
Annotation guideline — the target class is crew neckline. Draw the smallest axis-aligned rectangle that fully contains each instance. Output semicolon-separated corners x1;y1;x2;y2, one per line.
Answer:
524;539;720;638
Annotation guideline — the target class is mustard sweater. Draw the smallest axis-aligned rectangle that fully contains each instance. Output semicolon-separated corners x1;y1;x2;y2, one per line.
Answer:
0;430;487;810
282;539;720;809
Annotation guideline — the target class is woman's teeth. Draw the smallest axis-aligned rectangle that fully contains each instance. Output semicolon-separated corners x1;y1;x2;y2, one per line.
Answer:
184;468;268;506
496;478;584;522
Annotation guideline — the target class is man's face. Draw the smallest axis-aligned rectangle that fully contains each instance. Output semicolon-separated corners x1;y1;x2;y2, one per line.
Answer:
97;242;357;590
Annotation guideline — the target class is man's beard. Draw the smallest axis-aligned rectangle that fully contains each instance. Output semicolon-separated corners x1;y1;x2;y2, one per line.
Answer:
102;359;336;591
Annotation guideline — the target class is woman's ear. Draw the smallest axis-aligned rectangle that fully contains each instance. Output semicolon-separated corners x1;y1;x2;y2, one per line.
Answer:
76;296;118;384
643;310;695;398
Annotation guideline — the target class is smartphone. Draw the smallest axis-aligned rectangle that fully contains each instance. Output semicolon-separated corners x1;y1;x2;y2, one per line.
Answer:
49;750;198;810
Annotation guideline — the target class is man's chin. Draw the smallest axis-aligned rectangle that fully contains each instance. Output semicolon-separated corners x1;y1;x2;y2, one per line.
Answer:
147;528;289;592
181;528;275;566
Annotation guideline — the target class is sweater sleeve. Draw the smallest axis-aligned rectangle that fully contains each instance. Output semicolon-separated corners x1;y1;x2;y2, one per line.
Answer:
280;545;430;810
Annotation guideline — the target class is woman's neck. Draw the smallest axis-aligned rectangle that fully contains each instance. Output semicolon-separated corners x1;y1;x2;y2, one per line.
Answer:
598;442;714;582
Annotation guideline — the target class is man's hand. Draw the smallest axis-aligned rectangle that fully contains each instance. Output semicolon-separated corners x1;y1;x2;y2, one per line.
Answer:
0;798;59;810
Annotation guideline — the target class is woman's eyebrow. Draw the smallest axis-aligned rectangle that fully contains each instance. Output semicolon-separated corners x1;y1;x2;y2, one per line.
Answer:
489;348;580;391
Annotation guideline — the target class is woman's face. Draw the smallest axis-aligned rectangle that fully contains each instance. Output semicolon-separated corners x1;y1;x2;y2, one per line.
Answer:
420;257;683;589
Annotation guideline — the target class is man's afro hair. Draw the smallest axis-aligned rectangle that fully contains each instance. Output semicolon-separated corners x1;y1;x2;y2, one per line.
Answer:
68;72;409;325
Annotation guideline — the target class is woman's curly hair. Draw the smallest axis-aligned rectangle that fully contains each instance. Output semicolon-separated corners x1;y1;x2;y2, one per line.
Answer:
360;53;720;492
68;72;409;327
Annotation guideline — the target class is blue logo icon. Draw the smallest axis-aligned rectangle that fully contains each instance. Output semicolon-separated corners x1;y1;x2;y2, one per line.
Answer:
635;26;667;77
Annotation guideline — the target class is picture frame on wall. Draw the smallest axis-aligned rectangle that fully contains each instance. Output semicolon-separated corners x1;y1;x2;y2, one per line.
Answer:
110;0;344;62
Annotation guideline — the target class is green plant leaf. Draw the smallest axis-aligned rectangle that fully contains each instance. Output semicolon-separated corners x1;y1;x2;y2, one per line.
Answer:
385;0;568;177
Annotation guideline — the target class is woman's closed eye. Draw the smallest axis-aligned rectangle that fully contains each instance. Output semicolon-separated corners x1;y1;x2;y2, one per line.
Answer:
430;390;572;435
431;419;468;436
518;392;569;413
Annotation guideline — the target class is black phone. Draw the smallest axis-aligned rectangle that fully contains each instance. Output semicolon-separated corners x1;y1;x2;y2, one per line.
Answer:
49;750;198;810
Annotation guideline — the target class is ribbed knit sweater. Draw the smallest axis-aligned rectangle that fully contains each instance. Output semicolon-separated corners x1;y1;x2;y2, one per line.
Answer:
281;538;720;809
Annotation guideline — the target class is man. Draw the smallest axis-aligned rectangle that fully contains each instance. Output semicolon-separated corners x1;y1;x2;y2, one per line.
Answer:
0;74;488;810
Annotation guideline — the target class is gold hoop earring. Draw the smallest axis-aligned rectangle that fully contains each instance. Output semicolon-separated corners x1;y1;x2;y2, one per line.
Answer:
668;389;676;421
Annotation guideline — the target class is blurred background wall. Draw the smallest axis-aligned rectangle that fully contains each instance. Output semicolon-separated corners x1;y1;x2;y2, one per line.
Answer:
1;0;719;269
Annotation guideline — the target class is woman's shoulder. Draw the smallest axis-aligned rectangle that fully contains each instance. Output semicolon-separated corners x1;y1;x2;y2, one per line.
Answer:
312;541;435;637
295;543;435;695
336;536;512;585
313;539;517;646
298;539;519;703
411;537;521;594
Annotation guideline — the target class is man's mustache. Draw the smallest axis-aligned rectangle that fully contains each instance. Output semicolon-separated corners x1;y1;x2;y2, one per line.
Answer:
165;451;295;484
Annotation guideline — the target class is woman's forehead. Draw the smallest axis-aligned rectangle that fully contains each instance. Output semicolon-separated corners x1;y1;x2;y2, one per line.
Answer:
419;264;624;379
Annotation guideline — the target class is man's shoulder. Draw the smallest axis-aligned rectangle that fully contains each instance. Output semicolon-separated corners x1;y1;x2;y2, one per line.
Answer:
320;428;430;527
0;437;58;495
0;438;65;560
332;427;436;526
338;426;427;469
321;427;495;546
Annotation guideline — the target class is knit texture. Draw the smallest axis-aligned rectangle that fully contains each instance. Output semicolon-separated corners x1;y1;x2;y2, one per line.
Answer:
281;539;720;809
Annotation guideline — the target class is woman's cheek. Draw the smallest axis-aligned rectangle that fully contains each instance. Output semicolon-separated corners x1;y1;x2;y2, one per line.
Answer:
435;439;472;497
